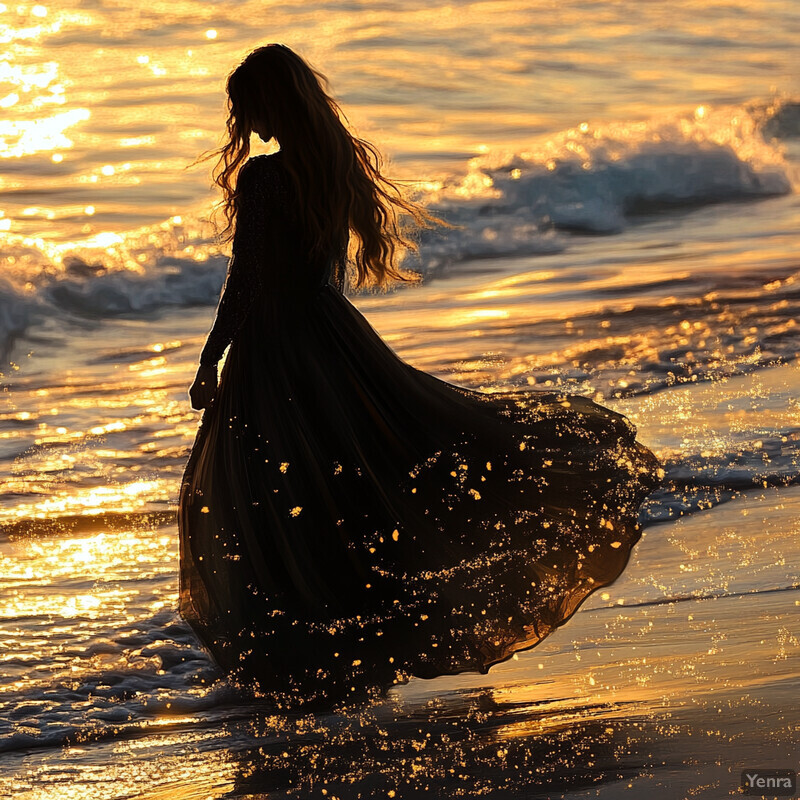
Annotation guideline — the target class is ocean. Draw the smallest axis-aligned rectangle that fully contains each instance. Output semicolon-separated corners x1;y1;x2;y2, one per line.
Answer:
1;0;799;797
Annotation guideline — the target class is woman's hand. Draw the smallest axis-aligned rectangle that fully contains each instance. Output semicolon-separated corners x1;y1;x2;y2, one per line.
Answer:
189;364;218;410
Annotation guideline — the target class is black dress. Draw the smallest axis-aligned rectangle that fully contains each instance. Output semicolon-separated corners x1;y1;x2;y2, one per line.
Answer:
178;151;663;710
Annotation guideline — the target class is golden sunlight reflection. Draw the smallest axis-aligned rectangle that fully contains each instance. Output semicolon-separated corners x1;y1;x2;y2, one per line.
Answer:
1;479;169;523
0;107;90;158
2;741;238;800
0;529;176;621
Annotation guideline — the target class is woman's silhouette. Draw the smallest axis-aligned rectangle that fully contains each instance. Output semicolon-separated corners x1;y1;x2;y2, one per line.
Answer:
178;43;663;710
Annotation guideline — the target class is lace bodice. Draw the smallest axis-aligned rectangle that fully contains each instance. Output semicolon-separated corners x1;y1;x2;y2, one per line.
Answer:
199;153;340;367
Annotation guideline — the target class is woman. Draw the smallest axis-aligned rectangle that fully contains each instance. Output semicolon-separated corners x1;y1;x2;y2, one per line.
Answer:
178;44;663;711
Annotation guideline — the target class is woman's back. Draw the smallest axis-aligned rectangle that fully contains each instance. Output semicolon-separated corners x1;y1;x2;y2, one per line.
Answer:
233;152;336;298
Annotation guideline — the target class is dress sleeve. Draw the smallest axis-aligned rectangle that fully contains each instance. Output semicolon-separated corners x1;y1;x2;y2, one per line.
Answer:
198;158;277;367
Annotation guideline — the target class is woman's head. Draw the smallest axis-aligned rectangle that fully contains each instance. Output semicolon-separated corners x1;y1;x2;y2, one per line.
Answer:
203;44;452;289
225;45;326;149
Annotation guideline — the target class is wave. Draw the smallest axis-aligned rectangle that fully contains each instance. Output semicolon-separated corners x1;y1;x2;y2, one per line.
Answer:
0;278;37;362
0;95;797;359
415;95;796;264
0;607;229;756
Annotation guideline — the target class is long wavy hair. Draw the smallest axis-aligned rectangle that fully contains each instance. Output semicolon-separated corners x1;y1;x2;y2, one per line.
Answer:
198;44;453;290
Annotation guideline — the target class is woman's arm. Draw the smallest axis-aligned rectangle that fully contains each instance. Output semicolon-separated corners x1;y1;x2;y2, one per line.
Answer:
189;157;281;409
198;159;273;368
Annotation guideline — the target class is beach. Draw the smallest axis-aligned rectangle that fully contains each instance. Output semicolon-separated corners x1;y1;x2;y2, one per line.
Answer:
1;0;799;796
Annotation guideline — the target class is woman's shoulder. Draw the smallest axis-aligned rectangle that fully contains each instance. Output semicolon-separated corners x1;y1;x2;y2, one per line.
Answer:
240;152;282;177
237;153;287;202
244;151;283;173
